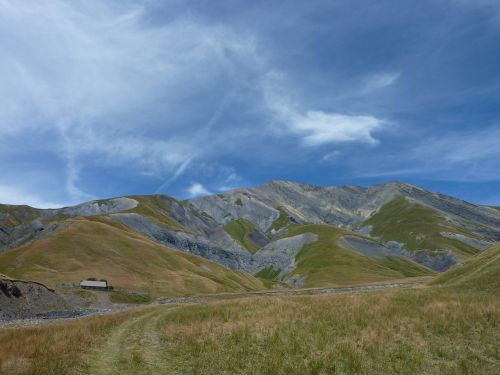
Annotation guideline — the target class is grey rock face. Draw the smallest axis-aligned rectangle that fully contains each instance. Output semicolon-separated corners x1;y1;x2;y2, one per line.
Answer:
339;236;403;259
61;197;138;217
192;191;280;232
339;235;456;271
30;220;44;232
249;233;318;276
111;213;253;271
440;232;494;251
112;212;317;277
411;250;456;272
0;220;66;253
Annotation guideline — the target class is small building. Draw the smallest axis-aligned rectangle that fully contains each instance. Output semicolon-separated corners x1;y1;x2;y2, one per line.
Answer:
79;280;108;290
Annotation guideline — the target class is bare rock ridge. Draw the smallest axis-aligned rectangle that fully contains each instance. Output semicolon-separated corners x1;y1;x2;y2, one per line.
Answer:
0;181;499;284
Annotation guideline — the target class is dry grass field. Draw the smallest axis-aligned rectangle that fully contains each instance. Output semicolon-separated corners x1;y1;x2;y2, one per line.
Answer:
0;286;498;374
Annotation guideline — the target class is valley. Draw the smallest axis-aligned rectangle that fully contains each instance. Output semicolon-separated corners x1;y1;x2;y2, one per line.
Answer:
1;180;498;297
0;181;499;374
0;280;497;374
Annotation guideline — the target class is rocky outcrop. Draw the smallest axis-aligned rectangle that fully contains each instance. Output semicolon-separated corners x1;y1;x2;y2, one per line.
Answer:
251;233;318;277
0;278;70;320
60;197;138;217
112;213;253;270
339;235;456;272
440;232;494;251
112;212;317;277
339;236;403;259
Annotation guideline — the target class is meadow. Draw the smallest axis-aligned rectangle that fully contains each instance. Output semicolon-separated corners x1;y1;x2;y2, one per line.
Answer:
0;286;498;374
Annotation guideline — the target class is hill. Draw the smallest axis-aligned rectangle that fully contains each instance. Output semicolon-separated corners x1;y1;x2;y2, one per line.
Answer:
431;245;500;293
277;224;433;287
0;216;263;297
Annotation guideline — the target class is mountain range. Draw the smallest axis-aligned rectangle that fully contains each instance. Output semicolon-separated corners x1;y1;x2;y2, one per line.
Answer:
1;180;499;294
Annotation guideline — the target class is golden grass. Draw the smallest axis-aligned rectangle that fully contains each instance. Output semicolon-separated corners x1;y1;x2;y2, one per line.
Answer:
157;289;499;374
0;306;152;375
1;287;498;374
0;217;264;297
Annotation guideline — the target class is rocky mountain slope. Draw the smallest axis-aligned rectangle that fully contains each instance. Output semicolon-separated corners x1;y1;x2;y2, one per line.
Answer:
0;181;498;289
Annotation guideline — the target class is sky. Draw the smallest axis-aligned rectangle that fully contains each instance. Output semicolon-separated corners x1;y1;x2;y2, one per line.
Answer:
1;0;500;208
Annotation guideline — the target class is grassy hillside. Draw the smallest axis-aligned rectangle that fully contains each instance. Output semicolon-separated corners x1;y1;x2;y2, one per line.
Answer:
365;196;482;258
0;217;264;297
431;245;500;293
0;288;497;374
224;219;262;253
285;224;433;287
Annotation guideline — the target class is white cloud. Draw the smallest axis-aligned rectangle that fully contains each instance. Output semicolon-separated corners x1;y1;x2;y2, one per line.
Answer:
187;183;211;198
263;72;384;146
292;111;382;146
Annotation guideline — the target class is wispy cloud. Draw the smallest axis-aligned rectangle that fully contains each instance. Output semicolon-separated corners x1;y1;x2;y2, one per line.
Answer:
0;0;263;203
415;127;500;164
362;72;400;93
355;126;500;182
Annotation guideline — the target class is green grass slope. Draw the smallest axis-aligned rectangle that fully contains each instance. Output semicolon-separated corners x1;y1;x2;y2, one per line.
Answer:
285;224;433;288
365;196;482;258
431;245;500;293
268;207;290;233
0;217;264;297
224;219;262;253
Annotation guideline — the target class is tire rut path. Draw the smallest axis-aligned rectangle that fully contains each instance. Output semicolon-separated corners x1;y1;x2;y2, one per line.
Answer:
79;307;175;375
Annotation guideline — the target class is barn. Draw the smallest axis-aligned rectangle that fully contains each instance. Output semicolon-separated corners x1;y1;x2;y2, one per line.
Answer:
79;280;108;290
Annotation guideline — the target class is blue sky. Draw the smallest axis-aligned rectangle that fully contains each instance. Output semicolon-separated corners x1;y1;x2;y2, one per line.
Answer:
1;0;500;208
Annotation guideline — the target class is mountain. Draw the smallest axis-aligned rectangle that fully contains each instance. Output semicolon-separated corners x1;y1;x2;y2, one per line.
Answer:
0;181;498;290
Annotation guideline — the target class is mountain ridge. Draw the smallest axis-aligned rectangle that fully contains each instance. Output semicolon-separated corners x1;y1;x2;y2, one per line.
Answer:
0;180;498;290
